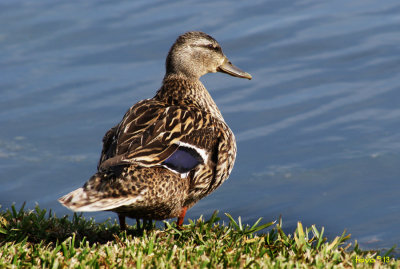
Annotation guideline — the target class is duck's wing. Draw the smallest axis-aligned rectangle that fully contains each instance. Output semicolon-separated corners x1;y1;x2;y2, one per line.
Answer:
97;125;118;170
60;99;235;212
98;99;218;175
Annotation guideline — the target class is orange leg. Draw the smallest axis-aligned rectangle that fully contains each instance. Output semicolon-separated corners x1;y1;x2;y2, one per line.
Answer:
177;206;188;228
118;214;126;230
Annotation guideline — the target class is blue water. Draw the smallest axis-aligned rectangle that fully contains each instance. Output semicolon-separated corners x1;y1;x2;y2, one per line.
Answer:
1;0;399;251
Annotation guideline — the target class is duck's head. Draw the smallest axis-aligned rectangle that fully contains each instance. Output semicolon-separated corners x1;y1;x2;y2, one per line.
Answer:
165;31;252;80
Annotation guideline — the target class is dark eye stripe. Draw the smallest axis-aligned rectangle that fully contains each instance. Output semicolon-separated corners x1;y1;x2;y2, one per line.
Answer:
199;44;222;52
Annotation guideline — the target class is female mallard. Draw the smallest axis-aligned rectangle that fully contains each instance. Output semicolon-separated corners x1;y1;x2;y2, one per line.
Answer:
59;31;252;229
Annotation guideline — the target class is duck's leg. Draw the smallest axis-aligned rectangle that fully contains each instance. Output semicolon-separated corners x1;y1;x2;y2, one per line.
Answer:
144;219;154;230
177;206;188;228
118;214;126;230
136;218;141;230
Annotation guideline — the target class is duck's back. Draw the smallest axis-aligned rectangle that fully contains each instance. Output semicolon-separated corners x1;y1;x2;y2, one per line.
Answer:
98;83;237;202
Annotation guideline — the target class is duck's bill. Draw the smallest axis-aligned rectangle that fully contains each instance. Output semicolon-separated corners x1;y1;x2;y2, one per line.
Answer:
218;60;252;80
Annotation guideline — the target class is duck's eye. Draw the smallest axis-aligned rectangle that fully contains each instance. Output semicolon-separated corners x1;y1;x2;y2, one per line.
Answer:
198;43;221;52
205;44;222;53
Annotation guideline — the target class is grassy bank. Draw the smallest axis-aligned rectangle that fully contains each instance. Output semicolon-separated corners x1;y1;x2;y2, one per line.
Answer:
0;204;398;268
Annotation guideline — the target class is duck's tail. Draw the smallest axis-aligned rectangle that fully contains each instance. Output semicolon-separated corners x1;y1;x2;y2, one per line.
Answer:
58;187;144;212
58;172;145;212
58;187;93;211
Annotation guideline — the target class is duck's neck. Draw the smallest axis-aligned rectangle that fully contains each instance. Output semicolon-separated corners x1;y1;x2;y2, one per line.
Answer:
154;73;224;122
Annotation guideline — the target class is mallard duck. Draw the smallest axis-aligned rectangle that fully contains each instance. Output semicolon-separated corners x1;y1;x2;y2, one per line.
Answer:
58;31;252;230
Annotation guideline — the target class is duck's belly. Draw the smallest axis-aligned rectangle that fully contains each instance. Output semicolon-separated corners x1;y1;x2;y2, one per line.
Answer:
103;165;190;220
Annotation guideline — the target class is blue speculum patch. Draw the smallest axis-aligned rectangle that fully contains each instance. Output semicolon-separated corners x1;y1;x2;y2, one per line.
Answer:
162;146;204;173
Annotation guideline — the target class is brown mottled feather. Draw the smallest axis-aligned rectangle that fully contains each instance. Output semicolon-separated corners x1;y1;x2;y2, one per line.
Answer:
58;31;251;227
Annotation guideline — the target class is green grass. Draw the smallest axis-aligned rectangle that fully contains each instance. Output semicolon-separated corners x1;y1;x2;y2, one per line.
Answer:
0;203;398;268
